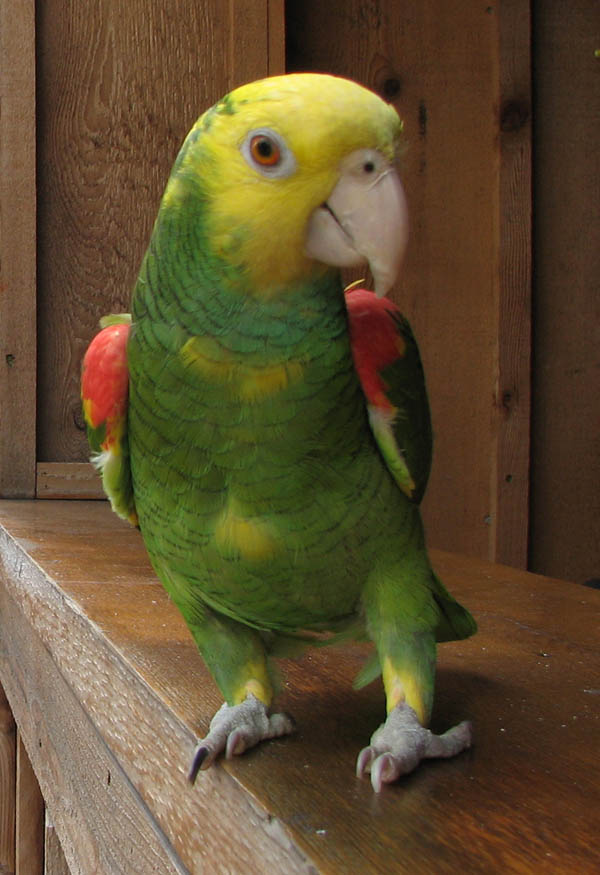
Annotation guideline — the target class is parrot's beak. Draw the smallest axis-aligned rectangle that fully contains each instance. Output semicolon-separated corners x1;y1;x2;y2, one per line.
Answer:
305;152;408;296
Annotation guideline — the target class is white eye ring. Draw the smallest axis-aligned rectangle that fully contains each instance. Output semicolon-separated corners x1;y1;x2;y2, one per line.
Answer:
240;128;297;178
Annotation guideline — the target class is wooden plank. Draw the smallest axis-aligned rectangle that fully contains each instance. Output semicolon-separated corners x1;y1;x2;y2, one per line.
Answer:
44;818;70;875
0;0;37;497
267;0;286;75
15;735;44;875
228;0;270;89
1;499;599;874
0;682;16;873
35;0;234;465
286;0;531;565
492;0;532;567
529;0;600;583
36;464;104;501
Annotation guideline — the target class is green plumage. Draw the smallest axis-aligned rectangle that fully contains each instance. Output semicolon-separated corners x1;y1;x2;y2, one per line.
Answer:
383;313;433;504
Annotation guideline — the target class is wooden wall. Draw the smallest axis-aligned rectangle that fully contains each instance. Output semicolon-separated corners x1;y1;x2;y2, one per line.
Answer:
529;0;600;584
0;0;597;580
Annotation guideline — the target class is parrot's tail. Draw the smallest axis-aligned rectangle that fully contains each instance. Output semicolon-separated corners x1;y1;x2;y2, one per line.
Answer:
431;573;477;643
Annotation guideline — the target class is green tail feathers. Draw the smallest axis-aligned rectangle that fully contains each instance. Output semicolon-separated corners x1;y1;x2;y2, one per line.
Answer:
432;573;477;642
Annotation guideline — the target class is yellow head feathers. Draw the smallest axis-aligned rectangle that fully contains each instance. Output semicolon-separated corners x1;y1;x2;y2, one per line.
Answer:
202;73;402;168
164;73;404;293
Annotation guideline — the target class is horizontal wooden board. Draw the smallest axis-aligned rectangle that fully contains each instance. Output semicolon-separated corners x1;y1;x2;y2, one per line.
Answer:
0;500;598;873
36;463;105;500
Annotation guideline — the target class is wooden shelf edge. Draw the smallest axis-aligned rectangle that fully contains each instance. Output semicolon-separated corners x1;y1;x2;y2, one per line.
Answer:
0;504;315;874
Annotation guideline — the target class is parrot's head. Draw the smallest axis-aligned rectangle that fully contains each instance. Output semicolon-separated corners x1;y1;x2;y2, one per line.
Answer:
164;73;408;297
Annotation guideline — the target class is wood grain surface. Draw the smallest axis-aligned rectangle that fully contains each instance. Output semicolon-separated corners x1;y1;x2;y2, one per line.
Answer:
36;463;105;500
529;0;600;583
15;734;44;875
494;0;532;566
44;816;71;875
0;500;598;874
0;683;16;873
0;0;37;498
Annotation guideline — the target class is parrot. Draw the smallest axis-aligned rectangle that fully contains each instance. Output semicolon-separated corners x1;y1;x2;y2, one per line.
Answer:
81;73;476;793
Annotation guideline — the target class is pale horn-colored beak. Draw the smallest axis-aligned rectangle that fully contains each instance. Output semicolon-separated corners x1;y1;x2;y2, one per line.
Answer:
304;149;408;296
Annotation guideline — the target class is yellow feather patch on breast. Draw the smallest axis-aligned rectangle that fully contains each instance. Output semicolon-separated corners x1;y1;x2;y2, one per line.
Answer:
239;360;304;400
214;498;278;561
180;335;304;400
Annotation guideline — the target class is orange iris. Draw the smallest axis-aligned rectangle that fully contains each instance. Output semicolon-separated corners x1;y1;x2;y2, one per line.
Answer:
249;135;281;167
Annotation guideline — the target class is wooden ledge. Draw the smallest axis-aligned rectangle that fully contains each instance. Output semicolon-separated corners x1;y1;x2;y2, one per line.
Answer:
0;500;598;873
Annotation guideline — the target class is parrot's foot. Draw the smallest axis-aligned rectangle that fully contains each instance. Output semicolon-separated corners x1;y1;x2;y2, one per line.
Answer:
356;703;472;792
188;694;295;783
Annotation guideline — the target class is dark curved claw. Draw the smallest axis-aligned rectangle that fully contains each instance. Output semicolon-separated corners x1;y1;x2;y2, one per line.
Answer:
188;745;210;784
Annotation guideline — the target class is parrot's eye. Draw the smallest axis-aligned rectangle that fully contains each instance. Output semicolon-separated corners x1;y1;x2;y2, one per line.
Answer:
249;135;280;166
241;128;297;178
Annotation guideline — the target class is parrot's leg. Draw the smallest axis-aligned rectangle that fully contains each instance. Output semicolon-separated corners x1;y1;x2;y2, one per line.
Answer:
357;560;472;792
185;606;294;782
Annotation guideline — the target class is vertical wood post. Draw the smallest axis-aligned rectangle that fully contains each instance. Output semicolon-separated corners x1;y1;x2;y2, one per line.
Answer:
16;734;44;875
0;0;37;497
0;682;16;872
492;0;532;566
267;0;286;75
529;0;600;582
228;0;285;90
44;817;70;875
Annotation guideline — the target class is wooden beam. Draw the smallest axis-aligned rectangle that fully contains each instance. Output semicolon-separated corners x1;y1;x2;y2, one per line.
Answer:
268;0;286;75
229;0;282;89
0;682;16;873
44;816;70;875
0;0;37;497
16;734;44;875
529;0;600;582
492;0;532;566
1;589;189;875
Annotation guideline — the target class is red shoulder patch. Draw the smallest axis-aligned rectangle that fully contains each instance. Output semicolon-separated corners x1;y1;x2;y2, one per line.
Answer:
81;323;130;430
345;288;405;409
